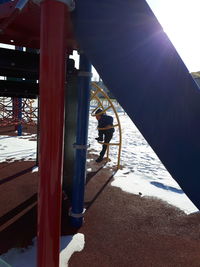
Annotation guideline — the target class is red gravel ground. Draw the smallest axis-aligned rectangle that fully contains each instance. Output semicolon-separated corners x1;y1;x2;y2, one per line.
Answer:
0;127;200;266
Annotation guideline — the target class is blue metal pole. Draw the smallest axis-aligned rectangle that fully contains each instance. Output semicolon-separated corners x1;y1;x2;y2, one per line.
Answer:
15;46;23;136
70;53;91;227
17;97;22;136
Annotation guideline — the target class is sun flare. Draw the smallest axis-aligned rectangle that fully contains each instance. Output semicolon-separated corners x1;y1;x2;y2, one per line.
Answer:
147;0;200;72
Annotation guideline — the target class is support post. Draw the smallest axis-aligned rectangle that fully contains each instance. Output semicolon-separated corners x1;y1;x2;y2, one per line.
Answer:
12;97;22;135
70;53;91;227
63;68;78;199
36;97;40;166
17;97;22;136
15;47;23;136
37;0;68;266
26;48;39;165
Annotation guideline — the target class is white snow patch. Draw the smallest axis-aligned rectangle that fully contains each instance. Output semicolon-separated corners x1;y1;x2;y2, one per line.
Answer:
0;135;36;163
32;166;38;173
112;169;198;214
1;234;85;267
60;233;85;267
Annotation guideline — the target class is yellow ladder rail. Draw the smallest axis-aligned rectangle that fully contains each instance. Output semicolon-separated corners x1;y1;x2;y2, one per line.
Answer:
90;82;122;169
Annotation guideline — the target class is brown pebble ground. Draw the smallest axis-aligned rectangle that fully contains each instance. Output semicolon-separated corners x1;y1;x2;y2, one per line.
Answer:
0;127;200;266
69;164;200;267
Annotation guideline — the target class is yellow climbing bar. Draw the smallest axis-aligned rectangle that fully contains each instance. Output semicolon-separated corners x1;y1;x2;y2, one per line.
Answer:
91;82;122;169
98;124;119;131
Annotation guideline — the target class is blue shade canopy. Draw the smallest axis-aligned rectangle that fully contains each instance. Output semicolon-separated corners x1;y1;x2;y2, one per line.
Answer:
74;0;200;210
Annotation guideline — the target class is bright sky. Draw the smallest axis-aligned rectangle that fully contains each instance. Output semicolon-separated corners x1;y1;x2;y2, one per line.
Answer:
147;0;200;72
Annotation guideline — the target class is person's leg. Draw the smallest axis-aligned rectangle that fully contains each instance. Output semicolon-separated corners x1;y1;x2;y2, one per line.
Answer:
98;131;113;160
95;130;103;141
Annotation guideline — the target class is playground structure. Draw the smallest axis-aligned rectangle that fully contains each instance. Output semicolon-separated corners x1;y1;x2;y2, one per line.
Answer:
0;0;200;266
0;97;38;127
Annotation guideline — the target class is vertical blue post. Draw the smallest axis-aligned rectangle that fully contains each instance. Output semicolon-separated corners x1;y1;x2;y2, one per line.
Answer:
17;97;22;136
70;53;91;227
16;46;23;136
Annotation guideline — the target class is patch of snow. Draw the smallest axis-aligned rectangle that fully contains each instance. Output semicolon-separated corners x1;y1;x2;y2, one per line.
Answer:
0;135;36;163
1;234;85;267
32;166;38;173
60;234;85;267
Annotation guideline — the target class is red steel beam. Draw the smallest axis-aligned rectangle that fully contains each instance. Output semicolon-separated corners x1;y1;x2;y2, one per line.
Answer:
38;0;68;266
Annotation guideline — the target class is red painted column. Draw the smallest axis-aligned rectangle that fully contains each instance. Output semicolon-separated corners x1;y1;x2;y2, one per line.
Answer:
38;0;68;266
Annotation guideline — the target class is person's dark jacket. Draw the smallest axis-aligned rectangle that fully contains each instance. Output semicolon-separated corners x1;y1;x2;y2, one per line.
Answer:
98;114;115;133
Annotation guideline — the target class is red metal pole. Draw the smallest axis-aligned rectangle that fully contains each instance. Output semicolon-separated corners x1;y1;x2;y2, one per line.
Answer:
38;0;68;266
